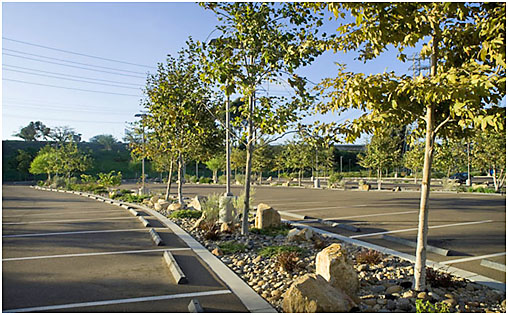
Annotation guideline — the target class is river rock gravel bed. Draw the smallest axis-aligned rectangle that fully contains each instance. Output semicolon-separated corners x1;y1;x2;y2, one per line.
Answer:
158;209;505;313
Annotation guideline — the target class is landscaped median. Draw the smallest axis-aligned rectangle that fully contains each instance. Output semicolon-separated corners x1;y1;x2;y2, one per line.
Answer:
32;185;506;313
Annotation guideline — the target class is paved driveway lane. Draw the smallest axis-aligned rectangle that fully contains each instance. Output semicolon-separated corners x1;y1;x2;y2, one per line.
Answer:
2;185;249;312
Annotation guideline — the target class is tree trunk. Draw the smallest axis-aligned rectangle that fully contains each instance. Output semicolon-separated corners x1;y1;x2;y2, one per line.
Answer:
213;170;218;184
165;159;173;201
196;161;199;178
414;30;440;291
177;153;184;204
242;91;255;235
277;169;280;181
259;171;262;184
492;167;499;192
298;169;302;186
377;167;382;190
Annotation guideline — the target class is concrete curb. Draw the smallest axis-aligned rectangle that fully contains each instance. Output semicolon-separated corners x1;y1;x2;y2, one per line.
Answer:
481;259;506;272
278;210;308;220
285;220;505;292
163;250;187;284
129;209;140;216
382;234;450;256
138;216;150;227
149;228;163;246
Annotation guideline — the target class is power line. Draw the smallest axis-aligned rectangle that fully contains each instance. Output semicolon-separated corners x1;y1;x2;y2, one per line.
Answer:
3;37;156;69
3;103;135;114
3;49;147;75
3;64;141;86
3;97;140;111
3;53;146;79
4;78;142;97
3;68;142;90
3;113;128;124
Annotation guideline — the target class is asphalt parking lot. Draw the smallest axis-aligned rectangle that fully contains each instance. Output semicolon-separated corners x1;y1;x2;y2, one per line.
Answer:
134;182;506;285
2;185;249;312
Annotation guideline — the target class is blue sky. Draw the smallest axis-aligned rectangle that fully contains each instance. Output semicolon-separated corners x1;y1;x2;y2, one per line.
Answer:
2;2;420;143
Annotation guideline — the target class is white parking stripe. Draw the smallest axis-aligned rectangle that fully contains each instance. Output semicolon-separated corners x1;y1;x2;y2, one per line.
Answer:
4;289;232;313
3;217;134;225
2;228;152;238
351;220;494;239
3;248;190;262
2;209;126;218
442;252;506;265
324;210;417;221
287;204;368;213
267;201;325;206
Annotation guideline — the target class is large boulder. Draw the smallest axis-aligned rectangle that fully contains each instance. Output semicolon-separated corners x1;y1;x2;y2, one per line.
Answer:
219;196;234;223
254;203;281;229
287;228;314;242
316;243;359;300
151;195;160;204
167;203;183;211
188;195;207;211
154;200;170;211
282;274;356;313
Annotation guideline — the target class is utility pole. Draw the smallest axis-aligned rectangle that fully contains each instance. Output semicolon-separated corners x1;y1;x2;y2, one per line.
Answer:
225;87;232;196
340;156;343;173
135;113;147;194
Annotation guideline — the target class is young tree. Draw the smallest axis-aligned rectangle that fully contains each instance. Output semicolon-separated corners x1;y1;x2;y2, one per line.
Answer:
358;130;402;190
30;150;57;181
56;141;92;179
314;3;505;290
205;155;226;184
143;39;222;204
284;140;313;186
472;129;506;192
90;134;117;151
252;140;274;184
231;147;246;176
434;138;468;177
403;142;425;183
13;121;51;141
201;2;324;234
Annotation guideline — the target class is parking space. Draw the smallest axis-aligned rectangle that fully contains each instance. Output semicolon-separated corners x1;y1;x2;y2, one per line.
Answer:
2;185;249;312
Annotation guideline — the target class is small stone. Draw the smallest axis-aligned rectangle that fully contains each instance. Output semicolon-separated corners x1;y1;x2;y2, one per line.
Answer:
386;300;396;310
257;280;266;286
385;285;402;295
236;260;246;267
466;283;475;291
211;248;223;256
377;298;387;305
371;285;385;293
442;298;457;308
417;292;428;300
363;299;377;306
444;293;454;299
253;255;262;264
396;298;412;311
402;291;415;299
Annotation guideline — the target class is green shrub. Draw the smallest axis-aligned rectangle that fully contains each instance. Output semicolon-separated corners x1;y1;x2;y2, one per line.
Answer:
199;177;212;184
114;193;149;203
415;300;450;313
218;241;247;254
234;174;245;185
218;175;227;184
80;174;96;184
169;210;202;219
328;172;343;185
467;186;496;193
201;193;221;221
49;175;66;188
258;245;304;258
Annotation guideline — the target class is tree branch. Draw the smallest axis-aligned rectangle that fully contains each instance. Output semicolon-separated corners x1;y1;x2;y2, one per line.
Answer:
433;115;453;135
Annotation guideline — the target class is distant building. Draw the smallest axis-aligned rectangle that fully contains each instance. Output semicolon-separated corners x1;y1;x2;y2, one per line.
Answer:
335;144;365;152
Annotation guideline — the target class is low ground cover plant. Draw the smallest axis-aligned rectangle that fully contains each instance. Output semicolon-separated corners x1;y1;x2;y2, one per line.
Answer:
426;267;455;288
169;209;202;219
275;251;299;272
415;299;450;313
258;245;304;258
218;241;247;254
